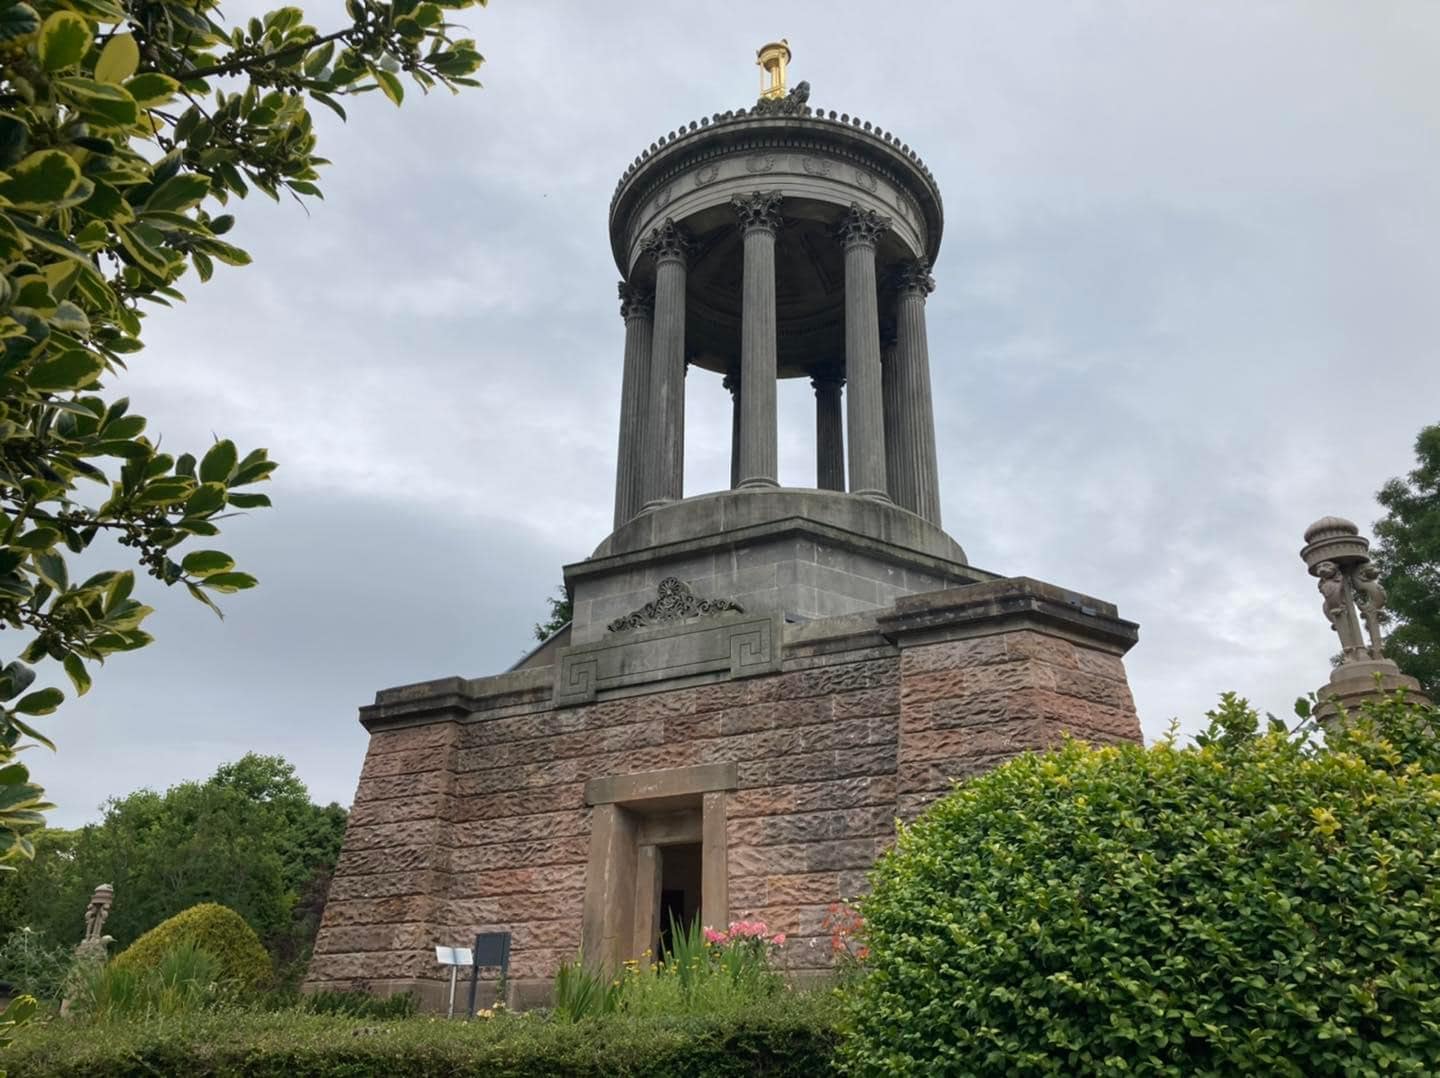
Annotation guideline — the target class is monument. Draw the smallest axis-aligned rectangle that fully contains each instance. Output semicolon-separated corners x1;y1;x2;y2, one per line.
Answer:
1300;515;1430;720
307;44;1144;1009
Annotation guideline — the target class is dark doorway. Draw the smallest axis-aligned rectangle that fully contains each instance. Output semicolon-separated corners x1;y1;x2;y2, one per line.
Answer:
657;842;702;958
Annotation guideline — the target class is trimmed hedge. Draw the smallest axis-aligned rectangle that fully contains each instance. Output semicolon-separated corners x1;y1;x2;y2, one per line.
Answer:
4;993;840;1076
842;693;1440;1076
111;903;271;990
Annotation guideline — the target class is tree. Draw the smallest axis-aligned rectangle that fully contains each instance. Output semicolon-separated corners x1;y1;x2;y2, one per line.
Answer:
533;585;571;642
843;693;1440;1075
0;0;486;864
0;753;347;980
1372;423;1440;697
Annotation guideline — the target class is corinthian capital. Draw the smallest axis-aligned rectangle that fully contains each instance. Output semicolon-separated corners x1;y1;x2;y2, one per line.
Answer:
731;191;784;234
895;258;936;298
618;281;653;320
640;218;693;265
836;203;891;250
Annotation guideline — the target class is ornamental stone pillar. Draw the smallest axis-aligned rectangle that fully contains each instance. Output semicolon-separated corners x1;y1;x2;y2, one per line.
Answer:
838;204;891;500
723;369;741;490
732;192;783;489
640;219;691;507
880;324;899;503
888;260;942;525
613;282;653;528
812;368;845;492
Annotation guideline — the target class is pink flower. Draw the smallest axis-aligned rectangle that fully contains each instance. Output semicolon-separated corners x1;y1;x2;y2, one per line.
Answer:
771;933;787;946
703;927;726;945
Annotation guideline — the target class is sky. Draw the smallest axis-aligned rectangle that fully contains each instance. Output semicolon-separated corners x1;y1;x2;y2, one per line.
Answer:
40;1;1440;825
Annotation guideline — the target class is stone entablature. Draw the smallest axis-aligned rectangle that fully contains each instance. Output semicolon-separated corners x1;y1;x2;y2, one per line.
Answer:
309;579;1141;1011
609;108;942;272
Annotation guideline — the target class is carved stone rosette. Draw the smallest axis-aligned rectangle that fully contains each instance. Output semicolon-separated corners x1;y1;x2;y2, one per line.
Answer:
731;191;784;234
836;203;891;250
640;218;693;265
607;577;745;633
617;281;653;320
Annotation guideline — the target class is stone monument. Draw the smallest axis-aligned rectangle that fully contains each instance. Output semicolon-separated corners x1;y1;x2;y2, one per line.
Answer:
76;882;114;959
1300;515;1429;720
307;45;1145;1010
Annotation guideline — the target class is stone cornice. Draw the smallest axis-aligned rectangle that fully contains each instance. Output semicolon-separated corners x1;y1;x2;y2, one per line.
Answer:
609;109;944;272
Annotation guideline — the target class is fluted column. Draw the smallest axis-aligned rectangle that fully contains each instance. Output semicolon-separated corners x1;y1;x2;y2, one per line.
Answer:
891;260;942;525
723;369;741;489
880;324;899;502
812;368;845;491
639;219;691;507
613;282;654;528
838;204;891;500
732;192;783;488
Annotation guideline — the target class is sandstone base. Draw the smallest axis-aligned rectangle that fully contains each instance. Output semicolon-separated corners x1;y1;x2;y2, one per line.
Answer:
306;576;1141;1010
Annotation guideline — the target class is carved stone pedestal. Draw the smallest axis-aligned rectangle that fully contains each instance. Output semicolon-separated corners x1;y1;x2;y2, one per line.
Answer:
1315;660;1431;726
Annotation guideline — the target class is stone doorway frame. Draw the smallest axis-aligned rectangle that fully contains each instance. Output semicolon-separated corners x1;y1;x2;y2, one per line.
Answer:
580;762;737;971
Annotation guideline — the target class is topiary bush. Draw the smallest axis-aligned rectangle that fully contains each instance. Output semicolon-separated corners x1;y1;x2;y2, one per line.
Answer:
112;903;271;990
843;692;1440;1076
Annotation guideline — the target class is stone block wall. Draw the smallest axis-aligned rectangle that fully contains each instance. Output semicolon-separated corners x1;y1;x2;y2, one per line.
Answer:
308;586;1140;1009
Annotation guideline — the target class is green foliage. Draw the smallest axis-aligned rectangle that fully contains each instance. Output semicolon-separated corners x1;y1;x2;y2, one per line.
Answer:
0;754;346;980
0;927;73;1001
72;940;230;1020
553;916;788;1024
533;584;572;642
0;0;486;863
1373;423;1440;696
842;692;1440;1075
112;903;270;990
5;993;842;1076
292;988;417;1020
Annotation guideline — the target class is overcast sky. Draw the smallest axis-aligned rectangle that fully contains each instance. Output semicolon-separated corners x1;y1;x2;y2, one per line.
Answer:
40;1;1440;825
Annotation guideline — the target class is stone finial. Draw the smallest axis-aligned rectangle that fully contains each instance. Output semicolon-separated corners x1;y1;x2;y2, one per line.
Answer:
640;218;693;266
836;203;891;250
618;281;653;320
731;191;784;233
895;258;936;297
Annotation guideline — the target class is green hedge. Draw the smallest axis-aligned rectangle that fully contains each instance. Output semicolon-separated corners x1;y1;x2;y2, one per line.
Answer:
842;693;1440;1076
5;993;840;1076
111;903;271;990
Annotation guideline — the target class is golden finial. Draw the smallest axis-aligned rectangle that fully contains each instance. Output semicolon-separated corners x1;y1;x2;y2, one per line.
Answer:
756;40;791;100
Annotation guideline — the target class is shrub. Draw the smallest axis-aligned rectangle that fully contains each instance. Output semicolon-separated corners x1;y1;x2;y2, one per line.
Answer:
112;903;271;990
3;993;841;1077
0;928;75;1002
843;692;1440;1076
72;941;230;1020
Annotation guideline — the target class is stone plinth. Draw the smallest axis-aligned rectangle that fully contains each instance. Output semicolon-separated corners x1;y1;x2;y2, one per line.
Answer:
307;575;1141;1012
1314;660;1431;725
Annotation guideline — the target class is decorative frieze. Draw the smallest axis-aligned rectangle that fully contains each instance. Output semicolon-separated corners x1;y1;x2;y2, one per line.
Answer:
608;577;745;633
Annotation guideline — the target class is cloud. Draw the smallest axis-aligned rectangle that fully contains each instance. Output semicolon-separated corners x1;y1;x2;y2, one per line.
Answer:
38;0;1440;825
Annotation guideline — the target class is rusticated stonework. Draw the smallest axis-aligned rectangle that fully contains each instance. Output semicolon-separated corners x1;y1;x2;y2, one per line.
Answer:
307;579;1140;1011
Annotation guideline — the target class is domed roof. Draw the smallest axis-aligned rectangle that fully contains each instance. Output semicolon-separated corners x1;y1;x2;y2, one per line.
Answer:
1303;516;1359;543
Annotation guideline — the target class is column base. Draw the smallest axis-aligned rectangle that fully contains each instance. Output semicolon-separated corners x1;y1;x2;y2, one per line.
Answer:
737;477;780;490
851;489;893;504
1314;659;1431;726
639;499;674;514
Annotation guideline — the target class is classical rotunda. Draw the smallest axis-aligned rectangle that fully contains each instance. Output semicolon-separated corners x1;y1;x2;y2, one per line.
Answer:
309;44;1144;1009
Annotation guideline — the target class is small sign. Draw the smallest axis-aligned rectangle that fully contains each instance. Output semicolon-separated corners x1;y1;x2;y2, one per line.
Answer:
435;945;473;966
473;932;511;969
